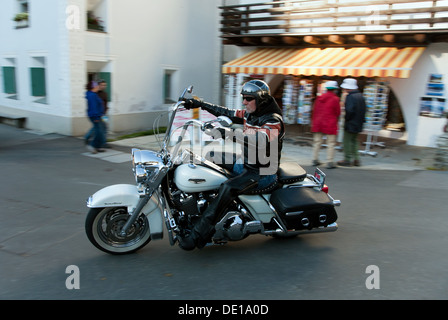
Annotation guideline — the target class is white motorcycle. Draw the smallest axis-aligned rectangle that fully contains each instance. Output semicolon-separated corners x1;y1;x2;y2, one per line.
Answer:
85;86;341;254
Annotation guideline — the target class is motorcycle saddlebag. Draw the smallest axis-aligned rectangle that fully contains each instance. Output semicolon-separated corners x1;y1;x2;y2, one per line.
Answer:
269;187;337;230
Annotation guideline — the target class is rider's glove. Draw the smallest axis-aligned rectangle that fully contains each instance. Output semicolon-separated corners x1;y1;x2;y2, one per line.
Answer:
204;127;227;139
183;98;203;110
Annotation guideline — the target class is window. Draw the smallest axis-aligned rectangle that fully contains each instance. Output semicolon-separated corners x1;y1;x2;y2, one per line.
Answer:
2;58;18;99
18;0;28;12
30;57;47;104
87;11;105;32
14;0;29;29
86;0;107;32
164;69;177;104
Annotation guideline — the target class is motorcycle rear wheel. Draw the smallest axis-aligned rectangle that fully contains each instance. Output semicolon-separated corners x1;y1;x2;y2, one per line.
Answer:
85;207;151;255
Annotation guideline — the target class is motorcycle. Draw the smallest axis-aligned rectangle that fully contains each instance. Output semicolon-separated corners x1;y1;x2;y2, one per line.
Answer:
85;86;341;254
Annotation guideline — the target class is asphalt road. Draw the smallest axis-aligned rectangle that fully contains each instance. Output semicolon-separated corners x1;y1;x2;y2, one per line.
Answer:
1;124;447;301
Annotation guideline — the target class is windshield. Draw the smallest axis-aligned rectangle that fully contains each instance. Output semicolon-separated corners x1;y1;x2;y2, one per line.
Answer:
152;86;194;152
152;86;226;164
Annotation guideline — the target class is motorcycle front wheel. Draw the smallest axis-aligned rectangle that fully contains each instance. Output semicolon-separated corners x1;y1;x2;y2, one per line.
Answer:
85;207;151;255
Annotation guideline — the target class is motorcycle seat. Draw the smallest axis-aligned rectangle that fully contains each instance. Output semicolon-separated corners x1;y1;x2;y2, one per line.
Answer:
242;175;279;195
277;162;307;184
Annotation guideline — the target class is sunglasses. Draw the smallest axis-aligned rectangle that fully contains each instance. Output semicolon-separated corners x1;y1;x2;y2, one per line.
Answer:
242;96;255;102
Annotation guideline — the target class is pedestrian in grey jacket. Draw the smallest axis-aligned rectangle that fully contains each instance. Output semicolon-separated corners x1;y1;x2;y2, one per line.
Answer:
338;78;366;167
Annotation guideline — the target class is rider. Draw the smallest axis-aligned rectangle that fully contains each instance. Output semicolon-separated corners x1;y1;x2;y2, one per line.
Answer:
178;80;285;250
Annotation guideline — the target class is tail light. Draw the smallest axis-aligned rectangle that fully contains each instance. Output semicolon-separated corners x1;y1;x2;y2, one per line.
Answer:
321;184;329;193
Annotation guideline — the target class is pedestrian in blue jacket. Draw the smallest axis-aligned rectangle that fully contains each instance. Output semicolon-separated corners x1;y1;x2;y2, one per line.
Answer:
85;81;105;153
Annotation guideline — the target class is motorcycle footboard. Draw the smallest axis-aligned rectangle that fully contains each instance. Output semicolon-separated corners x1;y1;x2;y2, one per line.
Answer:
270;187;338;230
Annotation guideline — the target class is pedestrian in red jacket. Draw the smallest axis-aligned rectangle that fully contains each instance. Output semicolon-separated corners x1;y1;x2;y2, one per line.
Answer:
311;81;341;169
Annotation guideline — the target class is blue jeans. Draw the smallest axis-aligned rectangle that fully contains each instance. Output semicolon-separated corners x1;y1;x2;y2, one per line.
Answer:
232;157;277;190
88;118;106;149
85;119;107;145
206;151;277;191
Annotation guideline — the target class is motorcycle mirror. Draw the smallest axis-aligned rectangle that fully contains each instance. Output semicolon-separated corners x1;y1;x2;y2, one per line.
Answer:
217;116;233;127
179;85;194;101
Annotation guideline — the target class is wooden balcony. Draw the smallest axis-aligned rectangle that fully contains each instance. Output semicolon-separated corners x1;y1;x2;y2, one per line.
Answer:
220;0;448;48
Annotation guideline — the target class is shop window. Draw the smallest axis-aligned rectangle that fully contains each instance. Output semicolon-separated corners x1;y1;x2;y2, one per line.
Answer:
14;0;29;29
30;57;47;104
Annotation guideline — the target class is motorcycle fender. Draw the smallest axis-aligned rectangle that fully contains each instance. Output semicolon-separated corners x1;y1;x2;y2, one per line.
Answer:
86;184;163;239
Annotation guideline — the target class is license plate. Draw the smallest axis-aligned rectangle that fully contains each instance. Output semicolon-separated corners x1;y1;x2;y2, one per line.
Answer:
314;168;326;187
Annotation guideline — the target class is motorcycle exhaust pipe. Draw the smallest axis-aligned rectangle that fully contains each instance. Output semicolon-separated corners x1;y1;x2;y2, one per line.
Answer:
294;222;338;235
264;222;338;237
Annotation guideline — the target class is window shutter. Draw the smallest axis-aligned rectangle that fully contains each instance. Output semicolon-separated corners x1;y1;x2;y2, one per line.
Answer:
3;67;17;94
30;67;46;96
98;72;111;102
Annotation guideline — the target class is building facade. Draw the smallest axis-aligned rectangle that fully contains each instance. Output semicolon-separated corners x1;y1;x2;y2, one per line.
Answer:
0;0;222;136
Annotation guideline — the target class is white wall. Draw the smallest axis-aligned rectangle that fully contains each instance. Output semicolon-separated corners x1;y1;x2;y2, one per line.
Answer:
389;43;448;147
108;0;221;112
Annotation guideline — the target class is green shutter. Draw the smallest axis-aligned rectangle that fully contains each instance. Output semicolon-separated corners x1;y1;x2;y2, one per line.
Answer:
98;72;111;102
30;67;46;96
3;67;17;94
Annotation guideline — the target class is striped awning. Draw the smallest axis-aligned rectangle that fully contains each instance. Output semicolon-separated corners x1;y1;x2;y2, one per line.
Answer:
222;47;425;78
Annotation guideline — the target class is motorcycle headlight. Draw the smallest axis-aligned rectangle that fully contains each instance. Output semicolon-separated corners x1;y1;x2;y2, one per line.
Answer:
131;149;164;183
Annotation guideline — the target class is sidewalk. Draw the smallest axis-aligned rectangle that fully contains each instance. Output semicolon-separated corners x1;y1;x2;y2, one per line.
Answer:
109;130;437;171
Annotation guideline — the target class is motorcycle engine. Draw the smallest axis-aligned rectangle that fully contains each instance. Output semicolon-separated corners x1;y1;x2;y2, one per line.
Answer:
215;211;250;241
171;190;252;242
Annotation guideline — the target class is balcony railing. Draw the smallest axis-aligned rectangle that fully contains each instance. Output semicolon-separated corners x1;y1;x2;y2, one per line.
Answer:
220;0;448;47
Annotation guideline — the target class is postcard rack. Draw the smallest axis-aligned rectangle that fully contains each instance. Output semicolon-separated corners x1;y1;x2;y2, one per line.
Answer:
360;81;389;157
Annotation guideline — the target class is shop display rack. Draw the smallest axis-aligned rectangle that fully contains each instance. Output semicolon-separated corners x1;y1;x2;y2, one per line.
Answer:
361;80;389;157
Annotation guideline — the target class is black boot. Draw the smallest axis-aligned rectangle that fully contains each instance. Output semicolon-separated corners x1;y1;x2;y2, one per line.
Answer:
177;172;257;251
178;201;219;250
177;231;197;251
177;189;228;250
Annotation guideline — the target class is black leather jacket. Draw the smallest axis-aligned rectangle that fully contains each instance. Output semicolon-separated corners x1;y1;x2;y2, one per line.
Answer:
199;96;285;174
